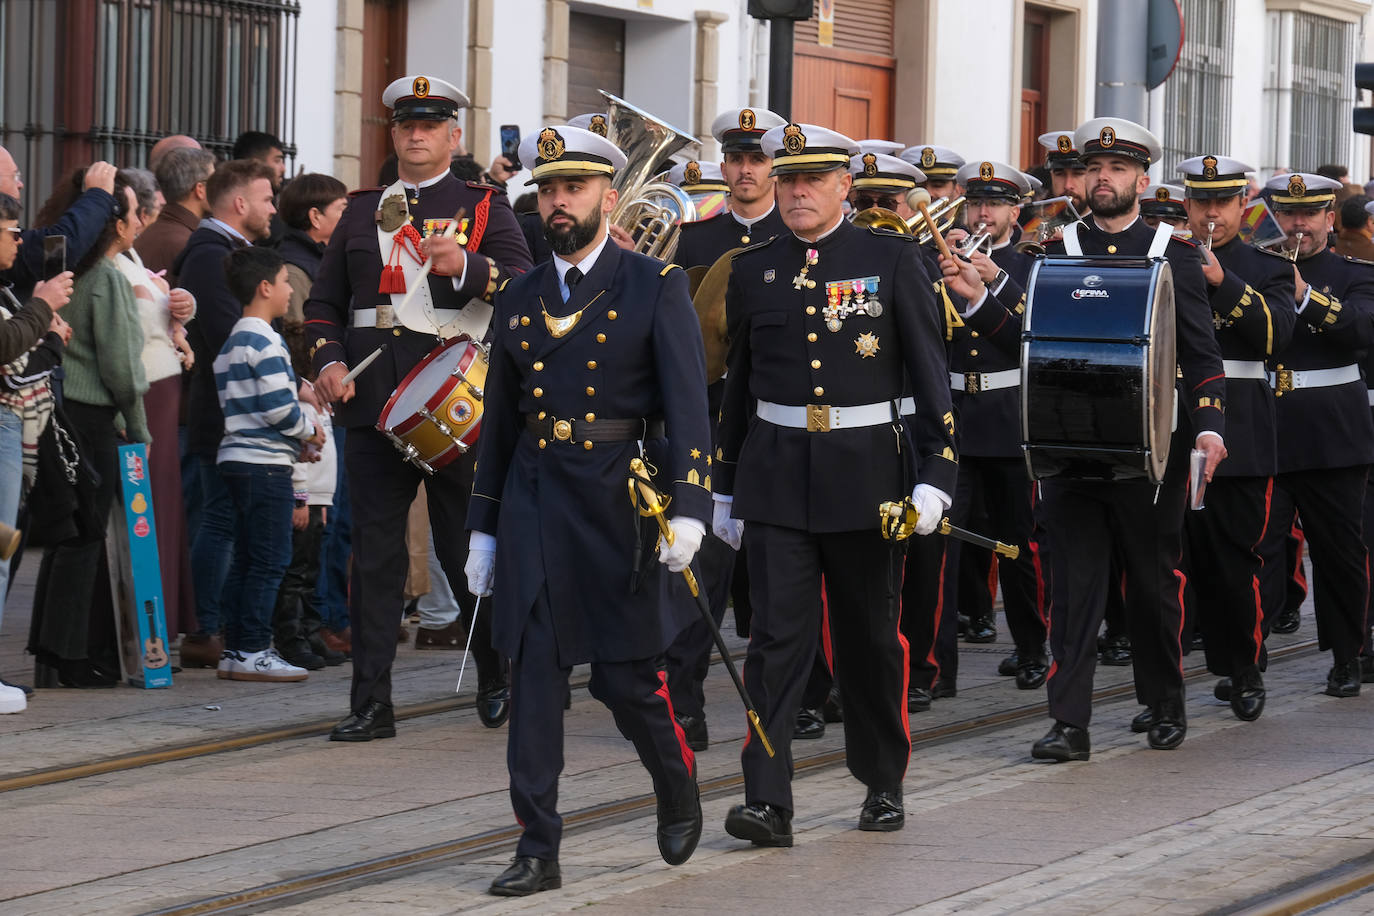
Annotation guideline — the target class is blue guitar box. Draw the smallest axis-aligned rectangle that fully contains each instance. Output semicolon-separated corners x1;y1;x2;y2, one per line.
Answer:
108;443;172;688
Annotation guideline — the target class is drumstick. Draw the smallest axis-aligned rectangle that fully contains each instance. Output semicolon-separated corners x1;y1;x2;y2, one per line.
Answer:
394;207;467;319
910;188;953;261
340;345;386;385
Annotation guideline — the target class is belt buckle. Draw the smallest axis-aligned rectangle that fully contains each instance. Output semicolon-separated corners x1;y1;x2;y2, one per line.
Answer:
1276;368;1294;394
375;303;395;329
553;419;573;441
965;371;980;394
806;404;831;433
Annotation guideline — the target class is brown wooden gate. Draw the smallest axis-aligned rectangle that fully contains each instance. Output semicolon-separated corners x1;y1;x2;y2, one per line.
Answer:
360;0;407;187
792;0;895;139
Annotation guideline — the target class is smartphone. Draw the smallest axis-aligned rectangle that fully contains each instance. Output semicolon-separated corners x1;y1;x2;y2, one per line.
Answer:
499;124;522;171
42;236;66;281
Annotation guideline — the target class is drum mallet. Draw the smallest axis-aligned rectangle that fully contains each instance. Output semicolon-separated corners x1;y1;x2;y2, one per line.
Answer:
909;188;954;261
340;344;387;386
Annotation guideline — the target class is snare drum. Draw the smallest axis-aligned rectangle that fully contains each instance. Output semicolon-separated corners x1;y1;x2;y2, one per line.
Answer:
1021;256;1176;483
377;336;488;474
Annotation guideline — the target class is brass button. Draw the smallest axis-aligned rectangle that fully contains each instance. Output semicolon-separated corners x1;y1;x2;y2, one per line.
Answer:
808;332;818;342
971;331;979;338
806;306;816;315
533;387;543;397
597;333;607;343
521;341;530;350
583;440;593;450
585;386;596;396
586;360;597;369
970;349;979;357
538;438;547;448
533;361;544;371
608;310;618;320
811;359;821;369
553;419;572;441
1107;244;1118;254
393;328;402;336
538;411;547;420
521;316;531;327
585;412;596;422
814;386;825;397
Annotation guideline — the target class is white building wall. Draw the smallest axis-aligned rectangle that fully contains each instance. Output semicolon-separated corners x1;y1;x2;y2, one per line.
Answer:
931;0;1018;160
1229;0;1269;168
408;0;472;91
292;0;338;176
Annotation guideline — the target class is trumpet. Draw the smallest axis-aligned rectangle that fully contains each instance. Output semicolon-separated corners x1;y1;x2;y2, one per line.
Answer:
1257;231;1303;262
1204;220;1215;251
851;194;964;246
957;221;991;258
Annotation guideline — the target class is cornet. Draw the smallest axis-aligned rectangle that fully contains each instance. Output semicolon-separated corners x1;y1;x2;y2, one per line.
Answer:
957;222;992;258
1204;221;1215;251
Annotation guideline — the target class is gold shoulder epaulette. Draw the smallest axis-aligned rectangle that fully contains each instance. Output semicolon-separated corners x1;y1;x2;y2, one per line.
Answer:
660;263;681;277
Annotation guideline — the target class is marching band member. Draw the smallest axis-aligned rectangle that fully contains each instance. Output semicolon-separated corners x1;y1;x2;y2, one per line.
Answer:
715;124;957;844
306;75;532;740
465;125;712;895
900;144;965;203
1141;184;1188;230
1038;130;1089;217
1175;155;1294;723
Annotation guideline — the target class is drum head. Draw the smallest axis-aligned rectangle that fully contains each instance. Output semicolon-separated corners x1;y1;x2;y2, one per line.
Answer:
1144;261;1175;483
378;336;467;431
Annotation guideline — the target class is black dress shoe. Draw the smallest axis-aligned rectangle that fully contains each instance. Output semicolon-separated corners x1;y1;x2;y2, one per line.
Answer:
489;855;561;896
657;784;702;865
932;677;957;699
56;659;118;688
997;653;1020;677
907;686;932;712
822;686;844;723
858;788;904;832
329;700;396;741
1130;707;1157;733
1213;678;1232;702
1099;634;1132;666
956;613;970;638
1031;721;1090;762
964;616;997;643
793;707;825;739
1231;667;1265;721
676;714;708;752
1326;660;1361;698
724;802;793;847
476;680;511;728
1361;656;1374;684
1015;655;1049;690
1272;606;1301;634
1148;698;1187;750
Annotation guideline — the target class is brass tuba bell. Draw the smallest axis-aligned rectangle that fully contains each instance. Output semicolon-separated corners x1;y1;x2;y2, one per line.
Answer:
599;90;700;262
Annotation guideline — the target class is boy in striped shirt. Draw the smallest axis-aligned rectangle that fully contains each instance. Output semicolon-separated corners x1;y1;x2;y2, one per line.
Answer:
214;247;323;682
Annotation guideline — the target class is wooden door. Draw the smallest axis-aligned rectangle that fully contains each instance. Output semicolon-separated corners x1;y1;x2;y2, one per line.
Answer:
567;12;624;117
792;0;894;139
1020;8;1050;170
361;0;407;188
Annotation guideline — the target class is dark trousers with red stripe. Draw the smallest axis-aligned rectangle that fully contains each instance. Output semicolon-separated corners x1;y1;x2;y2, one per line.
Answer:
901;530;953;688
508;588;695;861
1189;475;1273;677
741;523;909;813
1258;467;1369;663
1041;445;1189;729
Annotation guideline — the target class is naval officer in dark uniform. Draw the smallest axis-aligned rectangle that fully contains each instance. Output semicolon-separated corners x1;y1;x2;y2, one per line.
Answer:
1141;183;1188;230
715;124;958;845
1026;118;1227;761
1175;155;1295;722
1255;172;1374;698
464;125;712;896
306;75;533;740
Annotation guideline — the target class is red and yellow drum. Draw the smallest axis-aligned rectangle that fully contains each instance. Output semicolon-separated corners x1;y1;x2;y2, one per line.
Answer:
377;336;488;474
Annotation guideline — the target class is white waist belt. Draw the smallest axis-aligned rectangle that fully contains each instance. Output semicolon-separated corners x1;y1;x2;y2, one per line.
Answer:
950;369;1020;393
1268;364;1361;392
352;306;463;329
1223;360;1267;380
1368;389;1374;407
757;397;915;432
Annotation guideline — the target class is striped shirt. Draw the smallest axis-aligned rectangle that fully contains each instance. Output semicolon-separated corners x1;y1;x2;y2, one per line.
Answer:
214;316;311;467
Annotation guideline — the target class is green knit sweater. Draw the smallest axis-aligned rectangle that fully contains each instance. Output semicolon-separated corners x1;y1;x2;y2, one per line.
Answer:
61;256;151;442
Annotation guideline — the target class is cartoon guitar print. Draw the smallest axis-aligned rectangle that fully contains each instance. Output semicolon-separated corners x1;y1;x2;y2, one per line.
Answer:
142;598;168;669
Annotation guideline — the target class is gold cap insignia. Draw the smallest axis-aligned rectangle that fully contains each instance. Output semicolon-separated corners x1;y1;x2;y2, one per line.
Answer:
1099;126;1116;148
1155;187;1170;202
1289;174;1306;197
979;161;994;182
920;147;936;168
740;108;756;131
589;114;608;137
862;153;878;177
412;76;430;98
537;127;565;162
684;161;702;185
782;124;806;155
1057;135;1072;153
1202;155;1218;179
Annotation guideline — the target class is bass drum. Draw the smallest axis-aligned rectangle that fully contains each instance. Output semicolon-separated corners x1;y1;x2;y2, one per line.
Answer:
1020;256;1176;483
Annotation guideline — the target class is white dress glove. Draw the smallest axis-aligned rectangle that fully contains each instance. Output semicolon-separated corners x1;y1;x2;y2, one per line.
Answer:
659;517;706;572
911;483;952;537
465;531;496;597
712;495;743;550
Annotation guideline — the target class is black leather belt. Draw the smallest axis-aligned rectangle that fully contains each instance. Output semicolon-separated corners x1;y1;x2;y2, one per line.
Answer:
525;415;665;443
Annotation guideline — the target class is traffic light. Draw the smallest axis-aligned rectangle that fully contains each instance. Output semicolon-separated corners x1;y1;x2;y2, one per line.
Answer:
1355;63;1374;135
747;0;813;19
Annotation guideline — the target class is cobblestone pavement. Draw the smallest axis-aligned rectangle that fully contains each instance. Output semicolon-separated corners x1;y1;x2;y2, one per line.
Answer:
2;561;1369;914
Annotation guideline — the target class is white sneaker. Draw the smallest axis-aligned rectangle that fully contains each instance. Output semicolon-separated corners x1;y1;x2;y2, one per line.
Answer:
0;682;26;713
216;650;234;680
220;648;308;682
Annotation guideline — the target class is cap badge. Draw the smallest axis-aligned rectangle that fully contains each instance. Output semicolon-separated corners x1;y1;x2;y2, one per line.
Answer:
782;124;806;155
1202;156;1218;180
1057;135;1072;153
1155;187;1170;202
685;161;702;185
740;108;756;131
920;147;936;169
1289;175;1306;197
862;153;878;177
589;114;608;137
979;161;994;182
537;127;565;162
1099;126;1116;148
412;76;430;98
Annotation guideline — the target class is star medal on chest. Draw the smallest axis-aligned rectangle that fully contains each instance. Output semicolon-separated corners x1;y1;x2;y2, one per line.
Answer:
854;332;881;358
792;248;819;290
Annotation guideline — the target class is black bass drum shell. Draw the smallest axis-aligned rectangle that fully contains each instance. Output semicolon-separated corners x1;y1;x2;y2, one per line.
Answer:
1020;256;1175;483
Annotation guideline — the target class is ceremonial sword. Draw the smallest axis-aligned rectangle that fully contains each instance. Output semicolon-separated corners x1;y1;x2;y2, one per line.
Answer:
879;498;1021;558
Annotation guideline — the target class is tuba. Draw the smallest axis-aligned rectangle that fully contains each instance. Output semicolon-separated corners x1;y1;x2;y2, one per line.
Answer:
600;90;700;261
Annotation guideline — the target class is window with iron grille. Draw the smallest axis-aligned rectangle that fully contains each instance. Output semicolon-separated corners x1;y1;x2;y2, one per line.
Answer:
0;0;298;212
1160;0;1234;177
1288;12;1355;171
